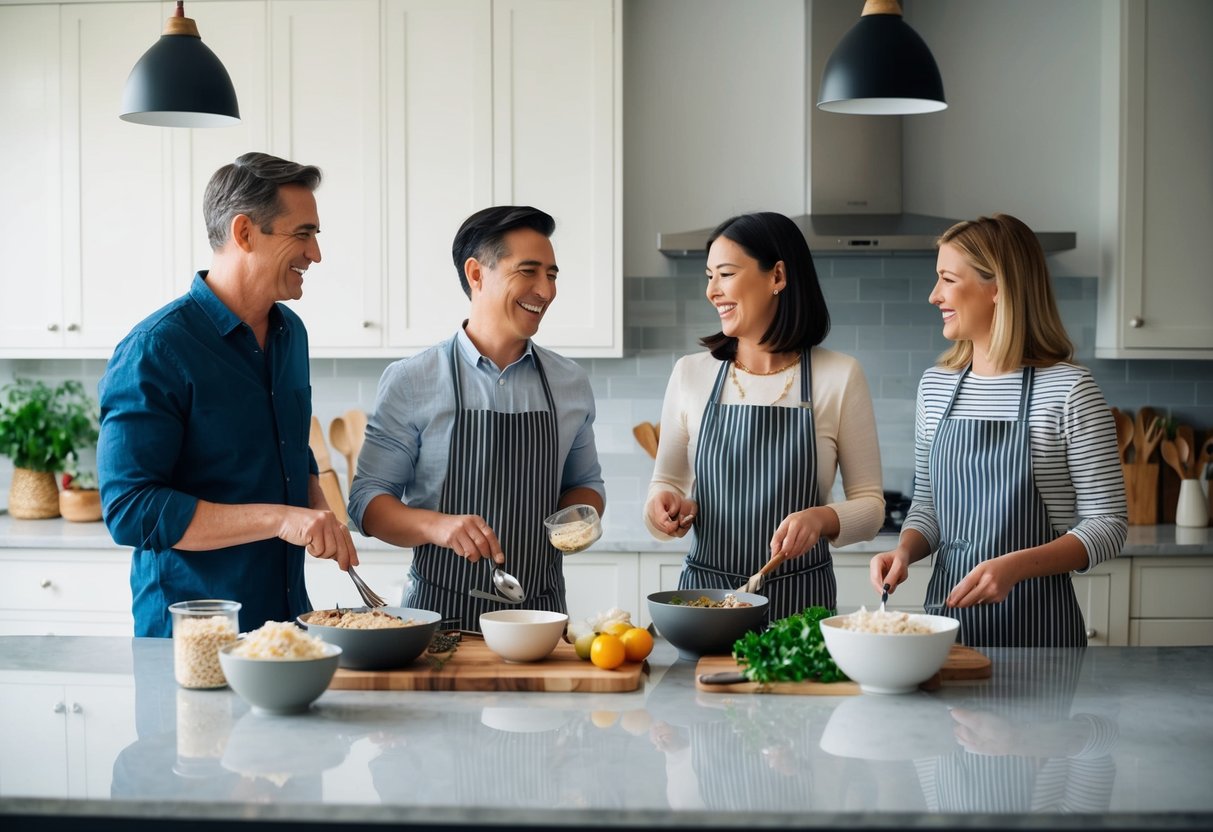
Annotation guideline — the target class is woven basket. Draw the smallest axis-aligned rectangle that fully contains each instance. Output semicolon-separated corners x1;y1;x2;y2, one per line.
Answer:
9;467;61;519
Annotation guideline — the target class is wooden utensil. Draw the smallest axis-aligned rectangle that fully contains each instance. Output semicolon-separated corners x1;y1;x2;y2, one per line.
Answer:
344;408;368;470
1134;410;1164;463
1175;435;1193;479
308;416;348;524
1111;408;1133;463
632;421;660;459
329;416;355;492
1161;439;1187;481
737;552;786;593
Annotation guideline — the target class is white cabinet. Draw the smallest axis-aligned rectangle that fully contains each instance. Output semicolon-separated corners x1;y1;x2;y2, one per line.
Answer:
0;2;174;355
1096;0;1213;359
1129;556;1213;646
1072;559;1130;647
492;0;621;357
0;677;136;798
562;551;638;626
0;549;133;636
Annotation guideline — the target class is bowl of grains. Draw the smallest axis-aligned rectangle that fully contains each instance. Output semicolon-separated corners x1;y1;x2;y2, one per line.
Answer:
646;589;769;661
544;504;602;554
297;606;443;670
217;621;341;715
820;609;959;695
169;599;242;689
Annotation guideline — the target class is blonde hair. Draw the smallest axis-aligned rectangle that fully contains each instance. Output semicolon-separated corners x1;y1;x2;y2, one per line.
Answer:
935;213;1074;373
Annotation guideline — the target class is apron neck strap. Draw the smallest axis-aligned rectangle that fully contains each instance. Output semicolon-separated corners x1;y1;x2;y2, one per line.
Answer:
941;365;1035;420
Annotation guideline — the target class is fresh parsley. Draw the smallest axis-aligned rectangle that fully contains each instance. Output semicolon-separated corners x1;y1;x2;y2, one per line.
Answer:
732;606;848;684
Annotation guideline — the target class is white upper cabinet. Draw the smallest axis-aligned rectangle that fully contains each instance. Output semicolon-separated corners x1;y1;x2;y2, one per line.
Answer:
0;0;619;359
270;0;384;351
492;0;620;356
384;0;493;349
1096;0;1213;359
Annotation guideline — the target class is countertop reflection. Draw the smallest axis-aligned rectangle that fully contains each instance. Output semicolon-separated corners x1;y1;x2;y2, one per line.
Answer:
1;636;1211;830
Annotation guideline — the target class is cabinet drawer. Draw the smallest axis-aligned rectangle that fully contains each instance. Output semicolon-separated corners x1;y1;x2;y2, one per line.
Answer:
1130;558;1213;619
1130;619;1213;646
0;554;131;614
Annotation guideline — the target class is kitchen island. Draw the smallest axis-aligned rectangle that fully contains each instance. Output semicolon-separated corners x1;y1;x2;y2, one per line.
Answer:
2;635;1211;831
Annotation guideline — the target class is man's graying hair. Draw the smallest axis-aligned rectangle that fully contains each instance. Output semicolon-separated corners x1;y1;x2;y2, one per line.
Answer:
203;152;322;250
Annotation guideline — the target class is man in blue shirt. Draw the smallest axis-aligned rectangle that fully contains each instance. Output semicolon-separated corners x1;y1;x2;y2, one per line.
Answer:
98;152;358;637
349;206;605;630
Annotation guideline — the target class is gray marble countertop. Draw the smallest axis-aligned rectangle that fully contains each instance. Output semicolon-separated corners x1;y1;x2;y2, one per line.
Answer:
1;635;1211;830
2;511;1210;557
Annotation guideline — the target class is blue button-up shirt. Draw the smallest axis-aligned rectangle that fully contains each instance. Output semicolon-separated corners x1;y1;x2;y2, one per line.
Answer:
348;328;605;533
98;273;317;637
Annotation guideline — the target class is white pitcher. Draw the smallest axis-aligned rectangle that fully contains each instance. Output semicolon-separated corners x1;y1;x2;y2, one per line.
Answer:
1175;479;1209;528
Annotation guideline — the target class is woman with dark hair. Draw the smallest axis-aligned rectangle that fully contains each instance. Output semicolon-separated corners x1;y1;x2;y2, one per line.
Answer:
644;212;883;619
869;213;1126;647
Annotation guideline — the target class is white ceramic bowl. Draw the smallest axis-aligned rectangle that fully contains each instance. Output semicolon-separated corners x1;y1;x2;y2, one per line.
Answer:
217;641;341;714
479;609;569;663
544;504;603;553
820;612;958;694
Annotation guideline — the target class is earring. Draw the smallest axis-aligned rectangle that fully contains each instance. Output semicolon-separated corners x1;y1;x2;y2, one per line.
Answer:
773;289;780;296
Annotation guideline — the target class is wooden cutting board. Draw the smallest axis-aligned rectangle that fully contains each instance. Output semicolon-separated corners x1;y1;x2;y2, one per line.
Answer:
328;638;644;692
694;645;991;695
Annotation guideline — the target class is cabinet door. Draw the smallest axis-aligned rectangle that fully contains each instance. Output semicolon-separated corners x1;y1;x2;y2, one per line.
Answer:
66;682;137;797
0;4;64;352
270;0;383;349
562;552;638;625
1070;560;1129;646
492;0;620;356
166;0;271;278
61;3;176;350
384;0;492;349
637;552;686;628
0;683;68;797
1098;0;1213;358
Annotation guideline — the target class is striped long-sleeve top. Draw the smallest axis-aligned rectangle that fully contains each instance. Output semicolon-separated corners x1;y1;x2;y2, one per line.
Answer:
901;363;1127;571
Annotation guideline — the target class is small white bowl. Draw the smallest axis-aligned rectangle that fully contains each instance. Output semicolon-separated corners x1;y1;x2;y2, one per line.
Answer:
217;642;341;714
820;612;958;695
544;504;602;553
479;609;569;663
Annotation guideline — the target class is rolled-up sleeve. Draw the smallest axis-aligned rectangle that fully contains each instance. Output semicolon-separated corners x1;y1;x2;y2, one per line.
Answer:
559;374;605;502
98;333;199;552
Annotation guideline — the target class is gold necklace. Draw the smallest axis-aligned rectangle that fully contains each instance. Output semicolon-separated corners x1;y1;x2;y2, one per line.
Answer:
733;355;801;376
729;360;799;404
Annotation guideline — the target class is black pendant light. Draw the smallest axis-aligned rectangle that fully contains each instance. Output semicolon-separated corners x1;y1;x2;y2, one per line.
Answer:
120;1;240;128
818;0;946;115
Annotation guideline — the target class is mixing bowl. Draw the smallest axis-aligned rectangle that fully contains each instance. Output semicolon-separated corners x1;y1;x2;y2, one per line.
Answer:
819;611;958;694
646;589;769;661
480;609;569;662
297;606;442;670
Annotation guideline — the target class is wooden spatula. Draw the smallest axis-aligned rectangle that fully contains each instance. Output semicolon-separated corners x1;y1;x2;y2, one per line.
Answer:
308;416;348;524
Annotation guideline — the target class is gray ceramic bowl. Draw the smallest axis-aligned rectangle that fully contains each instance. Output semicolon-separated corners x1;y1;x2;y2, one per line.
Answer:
217;641;341;715
297;606;442;670
647;589;769;661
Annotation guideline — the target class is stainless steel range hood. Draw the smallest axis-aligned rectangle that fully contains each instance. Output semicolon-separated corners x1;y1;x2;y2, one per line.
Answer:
657;1;1075;258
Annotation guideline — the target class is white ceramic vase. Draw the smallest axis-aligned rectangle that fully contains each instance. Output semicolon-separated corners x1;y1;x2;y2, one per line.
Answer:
1175;479;1209;528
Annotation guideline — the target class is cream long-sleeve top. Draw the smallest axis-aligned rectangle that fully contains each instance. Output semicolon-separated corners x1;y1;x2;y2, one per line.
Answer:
644;347;885;546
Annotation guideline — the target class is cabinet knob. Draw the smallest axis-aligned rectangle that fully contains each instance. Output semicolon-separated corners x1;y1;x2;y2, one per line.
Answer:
1085;628;1097;639
361;320;373;329
1129;317;1143;329
66;323;80;332
71;703;83;714
47;323;59;332
39;579;52;589
53;702;66;714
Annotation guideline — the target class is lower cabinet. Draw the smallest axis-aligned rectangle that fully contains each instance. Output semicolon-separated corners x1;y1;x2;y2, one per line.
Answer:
0;676;136;797
0;548;133;636
1129;556;1213;645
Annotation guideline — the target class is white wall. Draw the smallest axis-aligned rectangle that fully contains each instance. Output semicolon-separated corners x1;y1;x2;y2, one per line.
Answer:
622;0;808;277
901;0;1103;277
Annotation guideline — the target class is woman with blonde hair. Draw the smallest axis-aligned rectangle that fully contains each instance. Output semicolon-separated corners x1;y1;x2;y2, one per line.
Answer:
870;213;1126;646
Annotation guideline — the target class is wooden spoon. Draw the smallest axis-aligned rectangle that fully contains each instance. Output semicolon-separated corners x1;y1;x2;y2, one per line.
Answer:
632;422;660;459
309;416;333;472
1111;408;1133;464
344;409;368;478
329;416;355;493
1160;439;1187;481
1175;435;1192;479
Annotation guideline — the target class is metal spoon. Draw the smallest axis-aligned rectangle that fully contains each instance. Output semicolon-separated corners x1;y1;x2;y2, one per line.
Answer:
469;558;526;604
880;583;890;612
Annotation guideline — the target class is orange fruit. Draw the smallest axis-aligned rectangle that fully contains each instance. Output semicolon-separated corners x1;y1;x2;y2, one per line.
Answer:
590;633;625;670
620;627;654;662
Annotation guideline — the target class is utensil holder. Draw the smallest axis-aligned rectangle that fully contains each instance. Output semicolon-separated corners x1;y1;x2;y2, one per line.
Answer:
1176;479;1209;528
1122;463;1158;525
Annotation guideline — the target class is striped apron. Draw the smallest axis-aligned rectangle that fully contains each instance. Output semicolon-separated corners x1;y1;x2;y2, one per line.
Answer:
405;342;565;631
680;350;835;620
923;366;1086;647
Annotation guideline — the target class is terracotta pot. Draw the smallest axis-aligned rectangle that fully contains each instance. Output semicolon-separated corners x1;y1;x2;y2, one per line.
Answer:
59;488;102;523
9;467;61;519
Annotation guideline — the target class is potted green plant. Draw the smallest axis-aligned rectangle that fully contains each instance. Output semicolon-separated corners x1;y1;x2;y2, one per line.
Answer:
0;379;99;519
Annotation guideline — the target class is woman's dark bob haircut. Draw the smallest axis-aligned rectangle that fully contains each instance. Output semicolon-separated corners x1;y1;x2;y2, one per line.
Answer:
700;212;830;360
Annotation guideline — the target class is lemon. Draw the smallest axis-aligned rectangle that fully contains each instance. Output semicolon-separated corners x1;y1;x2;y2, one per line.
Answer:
619;627;654;662
599;620;631;637
574;631;597;660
